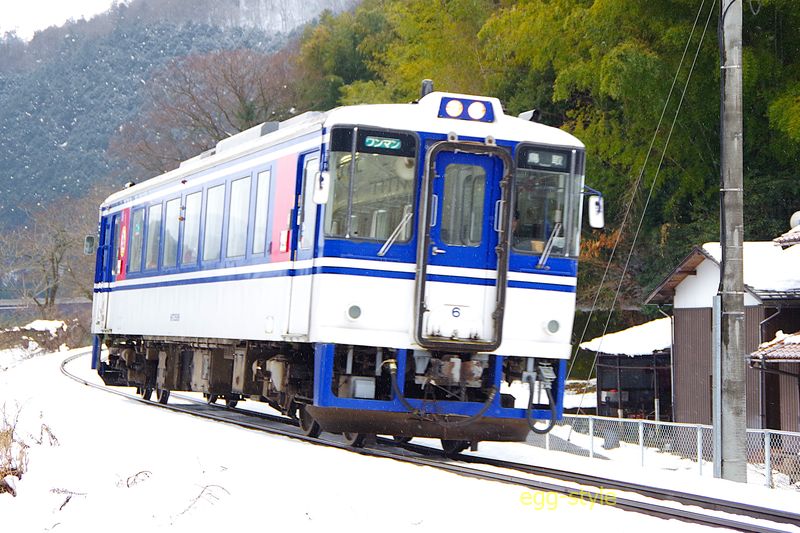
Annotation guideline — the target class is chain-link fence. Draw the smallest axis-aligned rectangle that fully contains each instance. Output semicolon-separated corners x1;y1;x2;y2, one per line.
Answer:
527;414;800;490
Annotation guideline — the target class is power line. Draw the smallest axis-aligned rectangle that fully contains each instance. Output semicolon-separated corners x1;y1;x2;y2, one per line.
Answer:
567;0;717;418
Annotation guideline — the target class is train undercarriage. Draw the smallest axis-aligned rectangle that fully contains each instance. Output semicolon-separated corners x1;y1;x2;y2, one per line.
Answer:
98;336;561;452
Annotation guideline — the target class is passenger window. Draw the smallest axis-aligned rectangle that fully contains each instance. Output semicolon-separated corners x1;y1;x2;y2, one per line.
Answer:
128;209;145;273
441;164;485;247
203;184;225;262
226;176;251;258
252;170;271;255
182;192;201;265
163;198;180;268
145;204;162;270
111;216;121;276
299;157;318;250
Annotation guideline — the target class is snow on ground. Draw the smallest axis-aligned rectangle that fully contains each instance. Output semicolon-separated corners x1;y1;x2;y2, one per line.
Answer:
474;423;800;499
0;320;67;372
1;348;796;532
21;320;67;335
502;379;597;409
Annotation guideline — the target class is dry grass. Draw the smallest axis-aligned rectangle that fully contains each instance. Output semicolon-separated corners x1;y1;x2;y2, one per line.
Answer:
565;380;596;394
0;404;28;496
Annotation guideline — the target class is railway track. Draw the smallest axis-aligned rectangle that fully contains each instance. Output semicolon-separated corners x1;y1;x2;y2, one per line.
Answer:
62;351;799;532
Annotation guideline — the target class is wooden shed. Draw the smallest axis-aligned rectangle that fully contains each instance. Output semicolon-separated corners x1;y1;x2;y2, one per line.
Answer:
580;317;673;421
646;242;800;430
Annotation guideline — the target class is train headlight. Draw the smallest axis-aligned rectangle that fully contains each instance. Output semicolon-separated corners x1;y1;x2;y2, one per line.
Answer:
467;101;487;120
438;97;495;122
545;320;560;335
444;99;464;118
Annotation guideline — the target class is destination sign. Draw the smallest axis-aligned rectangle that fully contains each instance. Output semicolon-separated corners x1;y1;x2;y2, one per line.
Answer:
364;136;402;150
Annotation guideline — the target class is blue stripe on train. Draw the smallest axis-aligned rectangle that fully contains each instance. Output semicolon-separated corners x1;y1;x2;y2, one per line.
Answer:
94;266;576;293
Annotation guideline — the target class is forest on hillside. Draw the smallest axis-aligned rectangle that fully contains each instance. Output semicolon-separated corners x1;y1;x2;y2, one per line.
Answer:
2;0;800;323
294;0;800;309
0;10;285;229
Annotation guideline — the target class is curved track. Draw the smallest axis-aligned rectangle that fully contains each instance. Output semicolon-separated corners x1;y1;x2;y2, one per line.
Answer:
62;351;799;532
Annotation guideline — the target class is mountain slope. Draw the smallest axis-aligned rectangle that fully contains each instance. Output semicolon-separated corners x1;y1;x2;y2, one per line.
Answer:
0;0;357;227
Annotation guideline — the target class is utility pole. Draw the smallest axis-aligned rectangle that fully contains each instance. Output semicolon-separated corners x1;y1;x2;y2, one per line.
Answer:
717;0;747;482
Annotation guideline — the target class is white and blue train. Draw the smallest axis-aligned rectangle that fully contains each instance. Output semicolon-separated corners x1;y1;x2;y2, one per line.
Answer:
90;86;603;451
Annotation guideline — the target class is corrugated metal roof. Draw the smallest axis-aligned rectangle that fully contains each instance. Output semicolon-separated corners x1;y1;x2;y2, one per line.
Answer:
752;289;800;302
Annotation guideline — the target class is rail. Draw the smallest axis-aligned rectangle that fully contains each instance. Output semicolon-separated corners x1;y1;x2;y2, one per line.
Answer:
59;351;799;531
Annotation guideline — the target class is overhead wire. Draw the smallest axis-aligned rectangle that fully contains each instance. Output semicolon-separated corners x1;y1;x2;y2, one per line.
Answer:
566;0;710;382
566;0;718;422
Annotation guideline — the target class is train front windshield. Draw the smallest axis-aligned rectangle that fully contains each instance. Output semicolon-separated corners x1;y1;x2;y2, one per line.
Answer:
512;147;583;257
324;127;418;242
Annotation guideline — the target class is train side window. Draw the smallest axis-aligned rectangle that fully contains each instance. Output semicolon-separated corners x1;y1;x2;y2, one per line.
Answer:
144;203;162;270
252;170;271;255
299;157;318;250
182;191;202;265
128;208;145;273
163;198;180;268
111;216;121;277
226;176;251;258
203;184;225;262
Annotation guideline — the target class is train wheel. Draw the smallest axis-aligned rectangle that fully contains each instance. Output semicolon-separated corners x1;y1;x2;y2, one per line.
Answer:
298;406;321;438
392;436;412;444
141;388;153;401
156;389;170;405
206;394;218;405
226;399;239;408
440;439;469;457
342;432;366;448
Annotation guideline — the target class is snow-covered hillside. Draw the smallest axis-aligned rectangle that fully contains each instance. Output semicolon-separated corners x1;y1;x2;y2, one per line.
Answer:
233;0;358;34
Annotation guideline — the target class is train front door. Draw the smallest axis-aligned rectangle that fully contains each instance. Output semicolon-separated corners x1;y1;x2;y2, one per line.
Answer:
414;143;513;351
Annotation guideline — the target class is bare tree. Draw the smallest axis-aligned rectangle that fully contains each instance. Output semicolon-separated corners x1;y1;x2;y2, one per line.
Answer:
0;188;107;318
109;46;300;177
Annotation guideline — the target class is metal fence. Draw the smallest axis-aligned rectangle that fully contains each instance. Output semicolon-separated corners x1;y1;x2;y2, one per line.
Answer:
528;414;800;490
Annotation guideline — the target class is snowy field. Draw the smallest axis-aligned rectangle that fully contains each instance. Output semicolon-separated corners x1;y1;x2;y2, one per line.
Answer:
2;346;799;532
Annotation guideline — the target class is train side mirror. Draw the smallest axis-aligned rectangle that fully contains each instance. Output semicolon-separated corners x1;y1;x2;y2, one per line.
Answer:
312;171;330;205
83;235;96;255
588;195;604;229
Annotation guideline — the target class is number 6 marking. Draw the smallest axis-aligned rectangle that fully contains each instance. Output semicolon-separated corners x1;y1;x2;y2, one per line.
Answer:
452;307;461;318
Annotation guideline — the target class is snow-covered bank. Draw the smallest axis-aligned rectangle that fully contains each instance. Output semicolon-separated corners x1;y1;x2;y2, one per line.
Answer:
0;320;69;372
0;349;794;531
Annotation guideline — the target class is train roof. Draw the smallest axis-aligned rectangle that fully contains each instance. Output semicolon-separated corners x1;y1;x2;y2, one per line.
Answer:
326;91;584;150
101;91;584;209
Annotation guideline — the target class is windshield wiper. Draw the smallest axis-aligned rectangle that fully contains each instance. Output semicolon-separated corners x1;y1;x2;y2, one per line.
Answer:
377;210;413;257
536;222;562;269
